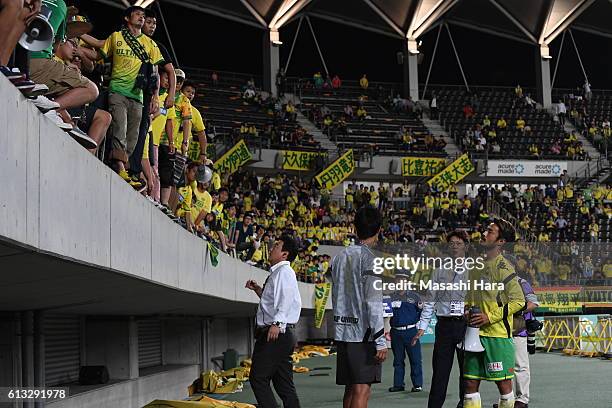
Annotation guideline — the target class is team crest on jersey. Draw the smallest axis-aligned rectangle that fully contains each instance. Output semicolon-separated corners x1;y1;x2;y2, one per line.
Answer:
487;362;504;372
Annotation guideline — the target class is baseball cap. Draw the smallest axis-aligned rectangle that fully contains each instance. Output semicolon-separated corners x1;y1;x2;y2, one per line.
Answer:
175;69;186;80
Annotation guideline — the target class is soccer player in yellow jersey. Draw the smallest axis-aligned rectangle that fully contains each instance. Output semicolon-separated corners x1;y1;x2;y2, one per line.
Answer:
464;219;525;408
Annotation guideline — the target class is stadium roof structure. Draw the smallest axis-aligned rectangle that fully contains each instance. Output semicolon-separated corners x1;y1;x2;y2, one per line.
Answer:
92;0;612;105
95;0;612;44
97;0;612;43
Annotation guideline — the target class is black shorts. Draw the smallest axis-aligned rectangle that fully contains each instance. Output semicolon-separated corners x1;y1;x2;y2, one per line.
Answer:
336;341;382;385
158;144;175;188
68;103;99;133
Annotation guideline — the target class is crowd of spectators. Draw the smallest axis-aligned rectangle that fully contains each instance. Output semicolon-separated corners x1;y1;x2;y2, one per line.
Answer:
3;3;610;288
556;83;611;157
453;85;589;159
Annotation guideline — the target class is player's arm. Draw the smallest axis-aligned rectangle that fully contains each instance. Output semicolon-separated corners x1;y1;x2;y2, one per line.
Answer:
80;34;105;49
161;62;176;108
362;253;386;352
486;271;525;325
165;118;175;154
197;130;207;158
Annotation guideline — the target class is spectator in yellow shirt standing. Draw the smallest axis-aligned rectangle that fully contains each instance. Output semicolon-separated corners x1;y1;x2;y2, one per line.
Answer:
85;6;167;189
359;74;369;91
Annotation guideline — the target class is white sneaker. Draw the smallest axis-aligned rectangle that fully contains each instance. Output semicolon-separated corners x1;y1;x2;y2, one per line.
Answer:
44;110;73;131
68;127;98;149
30;95;59;112
22;83;49;97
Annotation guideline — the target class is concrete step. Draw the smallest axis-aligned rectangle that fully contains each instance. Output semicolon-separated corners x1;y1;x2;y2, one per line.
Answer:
563;120;601;159
421;116;461;158
295;111;338;152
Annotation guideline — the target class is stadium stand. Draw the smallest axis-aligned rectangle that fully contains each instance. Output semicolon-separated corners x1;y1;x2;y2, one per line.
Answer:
189;70;321;153
296;79;447;158
554;89;612;158
437;87;590;160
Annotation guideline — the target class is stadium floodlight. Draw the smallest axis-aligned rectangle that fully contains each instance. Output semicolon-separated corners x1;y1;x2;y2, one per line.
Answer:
540;44;552;59
408;39;419;54
270;29;283;45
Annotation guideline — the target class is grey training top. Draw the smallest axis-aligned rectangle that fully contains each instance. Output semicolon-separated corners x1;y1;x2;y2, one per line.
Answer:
331;244;386;350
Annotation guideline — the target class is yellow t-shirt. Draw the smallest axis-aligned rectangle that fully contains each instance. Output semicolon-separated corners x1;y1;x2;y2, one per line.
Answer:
603;264;612;279
176;185;193;218
212;172;221;191
244;196;253;212
101;31;164;103
150;93;175;146
160;94;192;147
191;188;212;225
345;190;354;202
187;106;207;161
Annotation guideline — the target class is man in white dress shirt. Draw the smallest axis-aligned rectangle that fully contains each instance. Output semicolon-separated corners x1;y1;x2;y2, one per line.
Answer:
245;234;302;408
413;230;470;408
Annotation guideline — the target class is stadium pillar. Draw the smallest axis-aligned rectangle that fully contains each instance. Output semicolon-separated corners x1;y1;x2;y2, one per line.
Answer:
22;311;34;406
263;29;280;97
402;40;419;101
33;312;44;408
536;46;553;109
128;316;139;379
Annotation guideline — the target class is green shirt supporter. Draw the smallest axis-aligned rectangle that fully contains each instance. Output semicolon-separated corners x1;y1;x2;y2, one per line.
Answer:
30;0;67;60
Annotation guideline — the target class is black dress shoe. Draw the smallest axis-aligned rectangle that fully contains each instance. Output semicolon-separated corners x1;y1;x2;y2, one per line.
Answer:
388;386;405;392
411;386;423;392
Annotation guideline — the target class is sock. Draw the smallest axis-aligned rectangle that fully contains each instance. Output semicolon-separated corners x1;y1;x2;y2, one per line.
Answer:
464;392;481;408
498;392;515;408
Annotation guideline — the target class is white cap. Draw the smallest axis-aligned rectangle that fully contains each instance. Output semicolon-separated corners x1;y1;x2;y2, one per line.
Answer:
175;69;186;80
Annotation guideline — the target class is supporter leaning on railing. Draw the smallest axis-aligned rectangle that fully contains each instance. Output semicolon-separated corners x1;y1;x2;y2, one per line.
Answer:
80;6;171;192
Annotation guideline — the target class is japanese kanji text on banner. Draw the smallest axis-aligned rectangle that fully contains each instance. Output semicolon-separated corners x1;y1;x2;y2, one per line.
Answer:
213;140;252;175
401;157;446;176
427;153;474;191
282;150;327;171
315;149;354;190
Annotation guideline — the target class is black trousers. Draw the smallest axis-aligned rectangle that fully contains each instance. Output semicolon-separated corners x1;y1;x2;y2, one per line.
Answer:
428;317;467;408
250;328;300;408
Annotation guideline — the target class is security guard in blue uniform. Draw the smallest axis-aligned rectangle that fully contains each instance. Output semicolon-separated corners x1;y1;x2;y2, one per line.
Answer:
389;273;424;393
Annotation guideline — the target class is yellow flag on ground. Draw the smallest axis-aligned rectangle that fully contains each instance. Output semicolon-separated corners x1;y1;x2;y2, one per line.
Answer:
314;283;332;328
315;150;354;190
427;153;474;191
144;396;255;408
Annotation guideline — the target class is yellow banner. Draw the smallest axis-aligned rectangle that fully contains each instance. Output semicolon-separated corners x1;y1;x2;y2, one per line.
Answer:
534;286;582;313
315;150;354;190
213;140;252;175
401;157;446;176
427;153;474;191
282;150;327;171
314;283;332;328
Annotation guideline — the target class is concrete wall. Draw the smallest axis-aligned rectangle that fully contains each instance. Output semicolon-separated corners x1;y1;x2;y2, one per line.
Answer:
85;320;133;380
0;75;320;310
0;319;13;387
46;365;198;408
162;320;202;367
